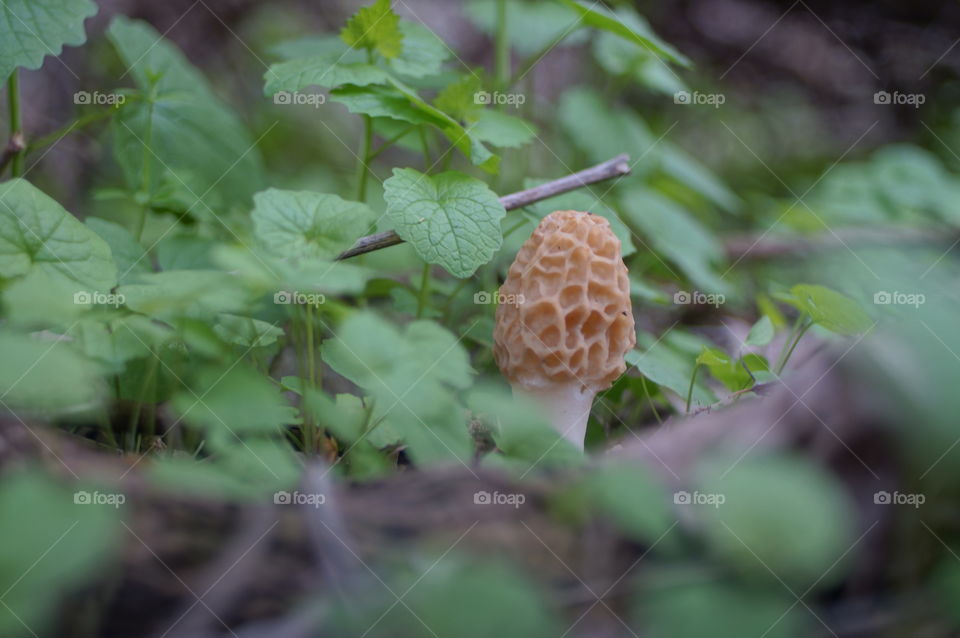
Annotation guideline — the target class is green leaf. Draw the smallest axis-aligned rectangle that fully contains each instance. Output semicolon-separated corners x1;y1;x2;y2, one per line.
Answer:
782;284;873;335
264;56;390;95
383;168;506;278
626;335;715;407
340;0;403;59
434;74;485;122
171;366;299;441
0;331;103;413
557;0;690;67
331;79;499;171
213;245;372;296
593;28;687;95
697;347;753;392
85;217;149;285
579;463;675;543
696;454;854;589
119;270;253;321
389;21;449;77
0;179;116;291
660;143;740;213
637;572;806;638
0;0;98;79
745;316;774;347
469;110;538;148
465;0;587;56
325;312;471;404
0;472;118;638
251;188;375;260
558;87;657;173
324;312;473;463
108;17;264;207
214;314;284;348
620;187;728;294
468;385;584;468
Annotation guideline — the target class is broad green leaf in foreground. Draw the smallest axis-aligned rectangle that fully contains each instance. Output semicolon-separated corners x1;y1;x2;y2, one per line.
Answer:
108;17;265;207
778;284;873;335
171;366;300;441
0;0;98;79
0;331;103;413
340;0;403;59
383;168;506;278
119;270;253;321
324;312;473;463
0;179;116;291
696;454;854;589
251;188;375;259
0;472;118;638
213;245;371;296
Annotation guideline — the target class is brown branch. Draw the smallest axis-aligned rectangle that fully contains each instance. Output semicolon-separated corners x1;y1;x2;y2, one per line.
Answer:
336;154;632;260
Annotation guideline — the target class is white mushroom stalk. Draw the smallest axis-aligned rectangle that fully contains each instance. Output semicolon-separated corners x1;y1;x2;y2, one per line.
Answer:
493;210;636;450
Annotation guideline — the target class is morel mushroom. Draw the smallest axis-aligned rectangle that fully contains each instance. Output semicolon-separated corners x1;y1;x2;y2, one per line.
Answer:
493;210;636;449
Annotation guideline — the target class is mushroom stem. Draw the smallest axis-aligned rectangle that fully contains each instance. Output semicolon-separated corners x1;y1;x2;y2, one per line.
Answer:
512;384;597;450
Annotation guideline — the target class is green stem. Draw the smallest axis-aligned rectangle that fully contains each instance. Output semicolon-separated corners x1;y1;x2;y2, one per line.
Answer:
508;34;568;88
419;126;431;170
367;124;416;162
7;71;23;176
495;0;510;93
306;303;317;388
685;365;700;414
416;262;431;319
441;277;472;322
641;377;663;425
776;319;813;375
27;109;115;153
355;115;373;202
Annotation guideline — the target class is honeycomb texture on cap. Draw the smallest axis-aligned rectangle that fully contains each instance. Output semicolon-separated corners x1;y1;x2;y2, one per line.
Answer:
493;210;636;392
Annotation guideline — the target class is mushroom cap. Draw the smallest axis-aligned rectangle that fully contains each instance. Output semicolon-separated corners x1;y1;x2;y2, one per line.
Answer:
493;210;636;392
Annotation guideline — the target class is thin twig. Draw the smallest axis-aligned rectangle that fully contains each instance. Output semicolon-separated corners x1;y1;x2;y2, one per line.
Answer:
336;153;632;260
